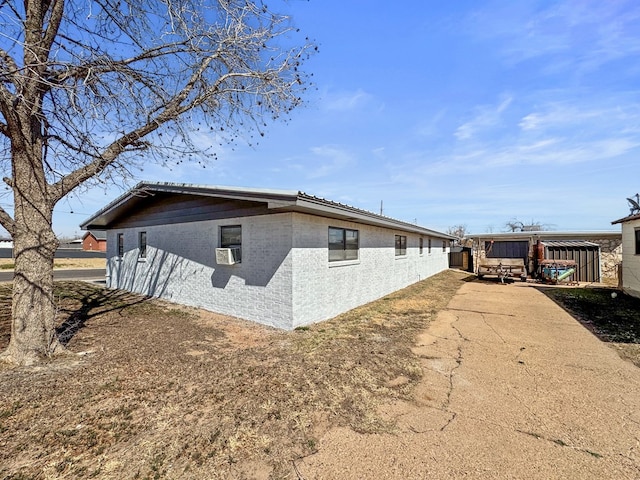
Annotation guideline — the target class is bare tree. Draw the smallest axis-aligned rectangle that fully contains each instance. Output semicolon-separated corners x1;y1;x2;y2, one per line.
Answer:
504;218;549;233
447;224;468;245
0;0;313;365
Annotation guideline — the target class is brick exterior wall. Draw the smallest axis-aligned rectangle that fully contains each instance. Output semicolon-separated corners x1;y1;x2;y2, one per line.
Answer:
290;214;449;328
82;233;107;252
106;212;449;330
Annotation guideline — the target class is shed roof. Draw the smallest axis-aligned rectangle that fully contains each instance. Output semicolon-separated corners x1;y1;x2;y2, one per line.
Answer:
80;182;455;239
612;213;640;225
542;240;599;248
467;231;620;241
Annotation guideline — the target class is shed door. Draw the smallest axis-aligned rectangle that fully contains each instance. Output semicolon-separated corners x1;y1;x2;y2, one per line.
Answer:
485;241;529;259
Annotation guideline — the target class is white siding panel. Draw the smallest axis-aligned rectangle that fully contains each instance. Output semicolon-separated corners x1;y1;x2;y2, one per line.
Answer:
621;219;640;298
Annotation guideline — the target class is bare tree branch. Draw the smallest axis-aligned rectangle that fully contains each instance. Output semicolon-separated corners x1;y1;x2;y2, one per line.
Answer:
0;205;15;236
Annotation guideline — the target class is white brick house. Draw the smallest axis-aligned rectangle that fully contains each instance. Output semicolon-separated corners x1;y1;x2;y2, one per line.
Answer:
612;212;640;298
81;182;454;329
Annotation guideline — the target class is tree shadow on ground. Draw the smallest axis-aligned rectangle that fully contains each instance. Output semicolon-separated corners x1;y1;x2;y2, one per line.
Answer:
55;282;148;346
536;285;640;345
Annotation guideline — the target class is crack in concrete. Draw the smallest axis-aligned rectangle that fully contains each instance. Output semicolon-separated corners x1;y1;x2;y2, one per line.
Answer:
436;317;468;431
447;307;517;318
515;429;605;459
480;312;507;344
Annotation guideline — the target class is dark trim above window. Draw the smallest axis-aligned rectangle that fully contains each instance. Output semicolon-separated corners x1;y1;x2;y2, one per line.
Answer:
395;235;407;256
329;227;359;262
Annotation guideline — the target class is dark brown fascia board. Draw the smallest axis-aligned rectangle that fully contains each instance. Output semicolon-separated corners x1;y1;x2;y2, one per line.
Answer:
79;182;299;230
81;181;455;239
612;213;640;225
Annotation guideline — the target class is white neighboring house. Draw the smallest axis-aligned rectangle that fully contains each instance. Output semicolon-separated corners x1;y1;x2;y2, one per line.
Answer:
81;182;454;330
612;212;640;298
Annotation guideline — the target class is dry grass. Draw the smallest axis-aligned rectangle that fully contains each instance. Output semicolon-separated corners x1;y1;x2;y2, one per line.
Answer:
0;257;105;270
0;270;471;479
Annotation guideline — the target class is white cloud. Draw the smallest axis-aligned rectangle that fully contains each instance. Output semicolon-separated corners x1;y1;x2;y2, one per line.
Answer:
455;95;513;140
467;0;640;73
306;145;354;178
323;89;373;112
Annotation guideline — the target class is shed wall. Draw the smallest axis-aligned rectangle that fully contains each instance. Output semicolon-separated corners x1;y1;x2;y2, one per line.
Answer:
544;245;600;283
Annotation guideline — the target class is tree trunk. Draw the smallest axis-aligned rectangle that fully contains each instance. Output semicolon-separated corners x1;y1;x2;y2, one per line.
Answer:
0;185;61;365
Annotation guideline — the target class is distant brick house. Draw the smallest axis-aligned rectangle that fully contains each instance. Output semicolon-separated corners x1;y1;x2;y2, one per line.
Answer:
612;212;640;298
82;230;107;252
81;182;454;330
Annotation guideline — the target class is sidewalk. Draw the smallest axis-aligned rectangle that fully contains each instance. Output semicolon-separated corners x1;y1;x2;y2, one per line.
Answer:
298;281;640;479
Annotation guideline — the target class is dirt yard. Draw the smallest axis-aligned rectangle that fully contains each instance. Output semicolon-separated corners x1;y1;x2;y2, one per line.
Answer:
0;270;468;479
1;272;638;479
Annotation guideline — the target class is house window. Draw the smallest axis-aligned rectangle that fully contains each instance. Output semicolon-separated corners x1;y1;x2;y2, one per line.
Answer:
442;240;446;252
139;231;147;259
221;225;242;262
329;227;359;262
428;238;432;254
636;228;640;255
395;235;407;256
117;233;124;257
419;237;424;255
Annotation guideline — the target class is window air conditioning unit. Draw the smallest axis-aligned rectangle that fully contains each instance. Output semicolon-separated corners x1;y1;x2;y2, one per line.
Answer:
215;247;241;265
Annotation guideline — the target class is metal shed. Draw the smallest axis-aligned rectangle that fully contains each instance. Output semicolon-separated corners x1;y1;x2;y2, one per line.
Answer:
542;240;601;283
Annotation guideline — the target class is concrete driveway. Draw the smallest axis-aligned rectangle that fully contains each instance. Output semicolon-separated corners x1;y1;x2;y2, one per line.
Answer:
298;281;640;479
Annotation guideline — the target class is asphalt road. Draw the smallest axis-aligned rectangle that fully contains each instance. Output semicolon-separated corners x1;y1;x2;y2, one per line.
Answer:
0;269;106;282
0;248;105;259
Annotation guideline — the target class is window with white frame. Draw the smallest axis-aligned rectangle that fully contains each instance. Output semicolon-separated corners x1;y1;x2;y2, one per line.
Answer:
395;235;407;256
419;237;424;254
428;238;432;254
329;227;359;261
117;233;124;257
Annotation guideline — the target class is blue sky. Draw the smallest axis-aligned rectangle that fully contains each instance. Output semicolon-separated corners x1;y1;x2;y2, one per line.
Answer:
53;0;640;237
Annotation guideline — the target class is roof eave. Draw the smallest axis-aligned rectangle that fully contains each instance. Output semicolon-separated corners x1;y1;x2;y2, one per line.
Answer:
612;213;640;224
80;182;454;239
